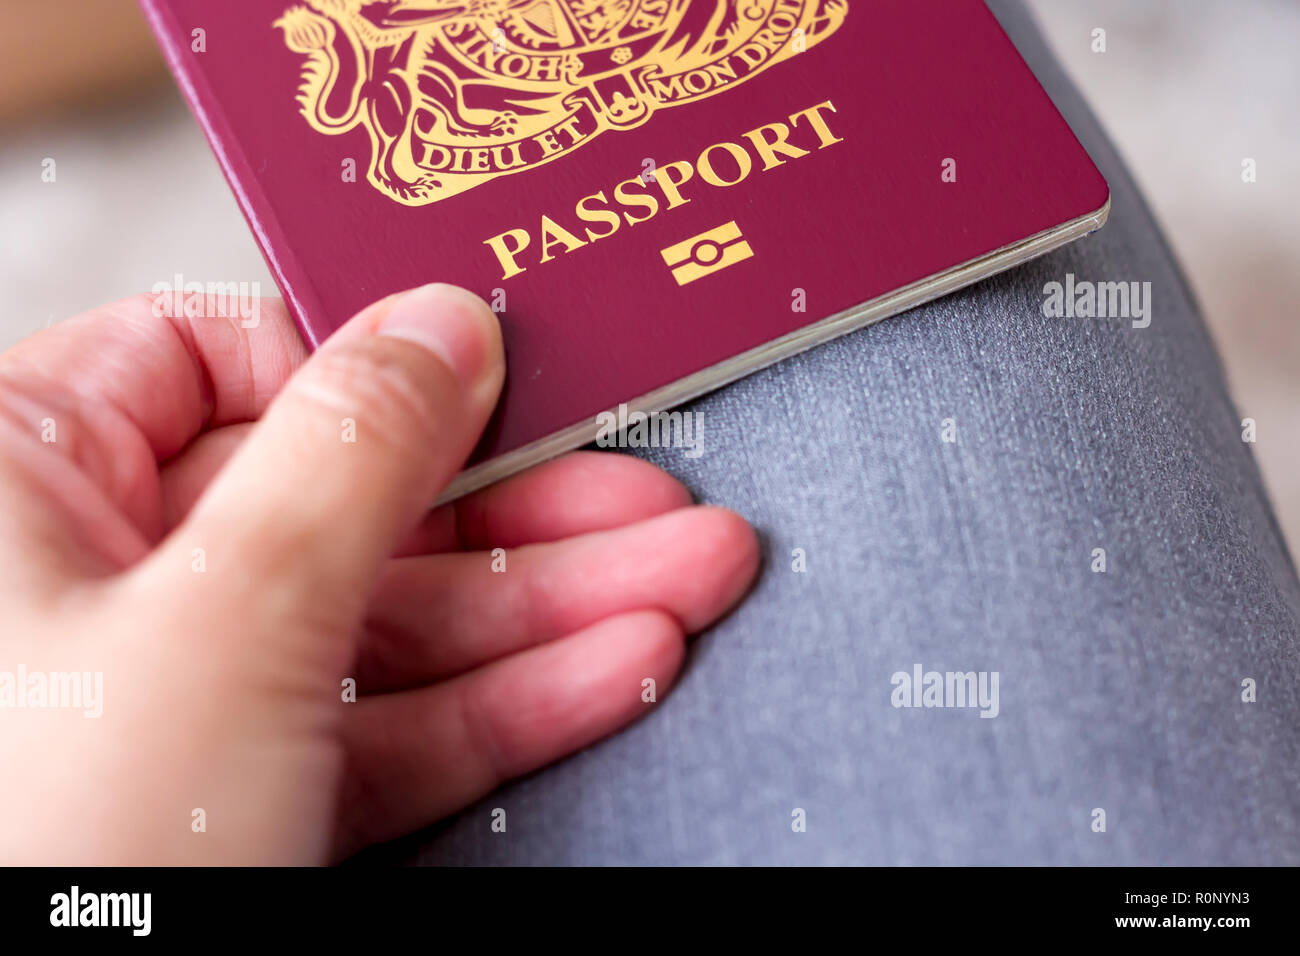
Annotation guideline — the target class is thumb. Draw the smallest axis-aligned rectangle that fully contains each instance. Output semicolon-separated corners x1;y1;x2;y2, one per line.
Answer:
158;283;503;620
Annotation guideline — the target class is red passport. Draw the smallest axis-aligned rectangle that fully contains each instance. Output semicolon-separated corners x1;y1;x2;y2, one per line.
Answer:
140;0;1108;498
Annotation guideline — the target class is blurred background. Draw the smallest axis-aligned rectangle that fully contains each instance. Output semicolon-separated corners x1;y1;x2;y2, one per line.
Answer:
1;0;1297;549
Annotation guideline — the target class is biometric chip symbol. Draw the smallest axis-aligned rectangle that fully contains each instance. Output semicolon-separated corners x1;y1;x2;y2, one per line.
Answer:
660;220;755;285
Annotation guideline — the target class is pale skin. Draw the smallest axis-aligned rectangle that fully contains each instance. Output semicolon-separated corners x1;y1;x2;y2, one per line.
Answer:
0;283;759;864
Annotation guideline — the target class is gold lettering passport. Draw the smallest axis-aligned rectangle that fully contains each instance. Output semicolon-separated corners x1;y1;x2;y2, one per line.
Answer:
142;0;1108;497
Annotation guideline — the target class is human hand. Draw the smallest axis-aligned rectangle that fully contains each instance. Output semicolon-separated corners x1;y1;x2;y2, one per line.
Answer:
0;284;758;863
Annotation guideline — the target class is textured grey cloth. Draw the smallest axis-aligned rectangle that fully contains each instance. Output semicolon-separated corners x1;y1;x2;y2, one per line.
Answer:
376;0;1300;865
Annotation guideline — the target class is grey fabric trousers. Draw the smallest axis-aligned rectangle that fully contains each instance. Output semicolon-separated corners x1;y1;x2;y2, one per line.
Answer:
379;0;1300;865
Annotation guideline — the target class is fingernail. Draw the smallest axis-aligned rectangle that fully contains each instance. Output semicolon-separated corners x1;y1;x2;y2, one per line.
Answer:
377;283;498;389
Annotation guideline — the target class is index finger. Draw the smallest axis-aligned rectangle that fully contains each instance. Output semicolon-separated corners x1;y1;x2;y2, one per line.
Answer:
0;292;311;464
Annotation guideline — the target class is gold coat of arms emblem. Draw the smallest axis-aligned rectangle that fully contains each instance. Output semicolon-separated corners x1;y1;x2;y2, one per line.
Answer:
275;0;848;205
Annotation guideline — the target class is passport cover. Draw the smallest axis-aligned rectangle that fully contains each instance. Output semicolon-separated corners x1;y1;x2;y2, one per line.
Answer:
140;0;1109;498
